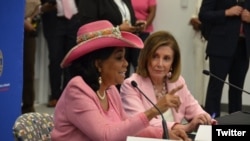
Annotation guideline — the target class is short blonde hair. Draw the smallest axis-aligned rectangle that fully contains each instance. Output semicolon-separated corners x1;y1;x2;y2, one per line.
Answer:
136;31;181;82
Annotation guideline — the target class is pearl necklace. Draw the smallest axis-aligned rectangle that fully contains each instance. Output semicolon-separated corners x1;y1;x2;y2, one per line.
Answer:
96;90;106;100
154;82;167;100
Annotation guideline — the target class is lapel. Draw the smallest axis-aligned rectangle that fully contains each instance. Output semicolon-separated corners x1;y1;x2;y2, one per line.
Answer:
137;77;158;103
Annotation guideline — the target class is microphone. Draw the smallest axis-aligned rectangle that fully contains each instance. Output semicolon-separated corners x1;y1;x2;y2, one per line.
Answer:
203;70;250;95
131;81;169;139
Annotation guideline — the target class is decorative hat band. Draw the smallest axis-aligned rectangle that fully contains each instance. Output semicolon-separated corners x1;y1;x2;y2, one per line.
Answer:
76;27;121;44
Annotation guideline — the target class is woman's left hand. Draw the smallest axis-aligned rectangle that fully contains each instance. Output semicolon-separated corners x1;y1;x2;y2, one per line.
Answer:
187;113;214;132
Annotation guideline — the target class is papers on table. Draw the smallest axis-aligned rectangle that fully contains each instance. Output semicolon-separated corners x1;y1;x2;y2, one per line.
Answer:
194;125;212;141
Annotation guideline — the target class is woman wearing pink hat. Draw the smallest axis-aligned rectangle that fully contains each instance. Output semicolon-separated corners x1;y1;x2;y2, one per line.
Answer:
51;20;191;141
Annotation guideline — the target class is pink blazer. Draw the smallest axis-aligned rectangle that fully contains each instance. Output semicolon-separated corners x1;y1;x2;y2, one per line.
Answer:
120;73;207;129
51;76;163;141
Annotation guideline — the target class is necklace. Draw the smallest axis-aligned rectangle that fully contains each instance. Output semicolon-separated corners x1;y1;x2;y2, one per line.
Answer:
154;82;167;100
96;90;106;100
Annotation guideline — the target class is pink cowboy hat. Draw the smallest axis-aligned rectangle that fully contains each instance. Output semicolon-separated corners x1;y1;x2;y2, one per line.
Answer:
60;20;144;68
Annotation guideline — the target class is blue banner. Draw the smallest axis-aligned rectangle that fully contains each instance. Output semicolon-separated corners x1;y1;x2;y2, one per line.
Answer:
0;0;24;140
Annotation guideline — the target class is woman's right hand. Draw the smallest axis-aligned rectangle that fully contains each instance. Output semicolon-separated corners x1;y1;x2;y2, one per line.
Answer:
144;85;183;121
156;84;183;114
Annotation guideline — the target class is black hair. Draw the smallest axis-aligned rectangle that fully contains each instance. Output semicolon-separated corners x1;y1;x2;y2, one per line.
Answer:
69;47;116;91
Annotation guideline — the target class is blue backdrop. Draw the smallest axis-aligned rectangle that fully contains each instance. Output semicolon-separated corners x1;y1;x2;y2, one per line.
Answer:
0;0;24;140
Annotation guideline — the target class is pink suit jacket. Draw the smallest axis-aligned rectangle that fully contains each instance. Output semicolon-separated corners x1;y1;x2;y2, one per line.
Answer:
120;73;207;129
51;76;163;141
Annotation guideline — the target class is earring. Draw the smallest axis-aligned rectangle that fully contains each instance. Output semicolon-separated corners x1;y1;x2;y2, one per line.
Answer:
98;76;102;85
167;68;172;79
97;67;102;84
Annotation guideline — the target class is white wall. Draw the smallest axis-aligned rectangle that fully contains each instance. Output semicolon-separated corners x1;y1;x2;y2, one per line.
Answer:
153;0;250;106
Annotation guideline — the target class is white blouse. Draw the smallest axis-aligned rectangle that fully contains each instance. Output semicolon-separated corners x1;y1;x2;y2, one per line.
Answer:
114;0;131;23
